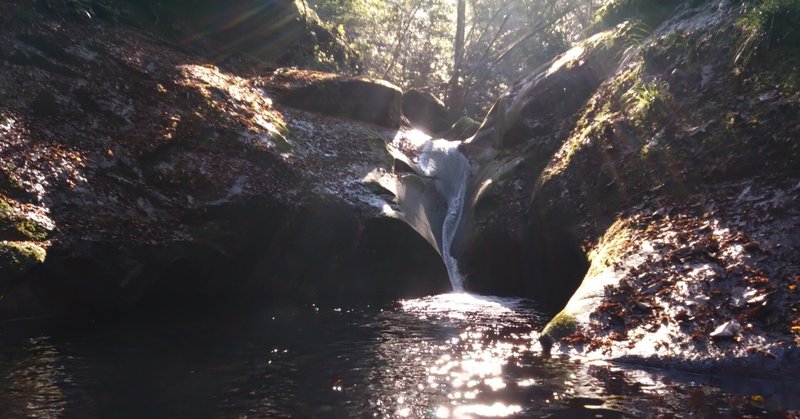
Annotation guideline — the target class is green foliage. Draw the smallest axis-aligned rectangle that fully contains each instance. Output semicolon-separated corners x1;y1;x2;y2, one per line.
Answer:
623;20;653;49
310;44;344;73
308;0;595;117
309;0;456;90
621;75;672;121
735;0;800;66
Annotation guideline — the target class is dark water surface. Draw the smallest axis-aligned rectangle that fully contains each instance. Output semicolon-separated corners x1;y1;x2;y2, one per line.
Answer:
1;293;797;418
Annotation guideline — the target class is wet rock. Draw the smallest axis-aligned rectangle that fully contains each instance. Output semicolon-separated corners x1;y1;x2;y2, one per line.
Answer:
465;22;636;153
30;91;60;117
458;23;635;306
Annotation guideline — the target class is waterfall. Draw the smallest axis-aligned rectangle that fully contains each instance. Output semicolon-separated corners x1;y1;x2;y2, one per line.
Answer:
417;139;470;292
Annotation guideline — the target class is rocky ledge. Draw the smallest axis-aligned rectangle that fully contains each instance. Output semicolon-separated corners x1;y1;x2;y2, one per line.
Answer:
0;0;449;320
458;1;800;377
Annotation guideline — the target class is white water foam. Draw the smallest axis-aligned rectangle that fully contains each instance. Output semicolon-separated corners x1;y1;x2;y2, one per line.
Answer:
418;139;470;292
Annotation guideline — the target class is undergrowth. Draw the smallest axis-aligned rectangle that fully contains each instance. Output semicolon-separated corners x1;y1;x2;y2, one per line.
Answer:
735;0;800;66
621;75;672;122
595;0;688;31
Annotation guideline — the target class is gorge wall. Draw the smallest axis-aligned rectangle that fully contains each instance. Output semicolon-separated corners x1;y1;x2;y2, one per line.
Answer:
0;0;447;320
455;0;800;375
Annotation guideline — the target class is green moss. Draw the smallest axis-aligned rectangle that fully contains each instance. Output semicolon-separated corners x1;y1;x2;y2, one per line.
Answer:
0;241;46;279
0;198;49;241
13;218;49;241
449;116;481;140
541;310;578;340
0;198;11;217
272;133;293;154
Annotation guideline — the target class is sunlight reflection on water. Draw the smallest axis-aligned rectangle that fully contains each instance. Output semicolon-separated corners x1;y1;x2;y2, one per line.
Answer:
2;293;798;417
372;293;539;418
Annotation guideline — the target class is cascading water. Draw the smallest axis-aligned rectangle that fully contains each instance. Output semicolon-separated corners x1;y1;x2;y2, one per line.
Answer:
417;139;470;292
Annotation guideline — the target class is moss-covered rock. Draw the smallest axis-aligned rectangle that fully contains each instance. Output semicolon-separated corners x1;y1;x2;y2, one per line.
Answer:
458;0;800;375
0;198;49;242
443;116;481;141
0;241;46;281
541;310;577;339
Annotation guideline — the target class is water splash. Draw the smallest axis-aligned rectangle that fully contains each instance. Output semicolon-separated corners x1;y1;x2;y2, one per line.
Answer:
418;140;470;292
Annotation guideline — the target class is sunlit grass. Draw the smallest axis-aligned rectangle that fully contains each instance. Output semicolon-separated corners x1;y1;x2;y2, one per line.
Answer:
735;0;800;66
621;76;671;122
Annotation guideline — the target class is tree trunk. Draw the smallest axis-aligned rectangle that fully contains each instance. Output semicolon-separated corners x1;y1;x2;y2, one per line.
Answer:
446;0;466;120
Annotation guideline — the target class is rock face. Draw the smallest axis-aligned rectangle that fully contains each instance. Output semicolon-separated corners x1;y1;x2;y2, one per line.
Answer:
456;23;637;312
0;1;447;320
269;69;403;128
459;1;800;376
401;90;449;134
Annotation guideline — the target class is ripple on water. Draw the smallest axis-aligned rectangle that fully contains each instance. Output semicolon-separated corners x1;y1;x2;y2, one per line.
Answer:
0;293;798;417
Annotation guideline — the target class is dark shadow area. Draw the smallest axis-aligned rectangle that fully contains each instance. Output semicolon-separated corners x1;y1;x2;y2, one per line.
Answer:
461;219;589;315
115;196;449;314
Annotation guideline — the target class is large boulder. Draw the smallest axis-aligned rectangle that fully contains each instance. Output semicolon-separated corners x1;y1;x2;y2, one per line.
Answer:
401;89;449;134
0;2;445;320
269;68;403;128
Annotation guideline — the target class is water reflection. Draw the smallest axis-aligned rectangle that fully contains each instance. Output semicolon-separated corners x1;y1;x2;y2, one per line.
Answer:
0;337;68;418
0;294;798;417
368;293;539;418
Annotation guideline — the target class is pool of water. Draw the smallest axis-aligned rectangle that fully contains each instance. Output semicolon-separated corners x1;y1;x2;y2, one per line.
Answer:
1;293;797;417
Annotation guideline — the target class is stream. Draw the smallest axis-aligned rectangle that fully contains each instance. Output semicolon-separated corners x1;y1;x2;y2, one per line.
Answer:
1;293;798;418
